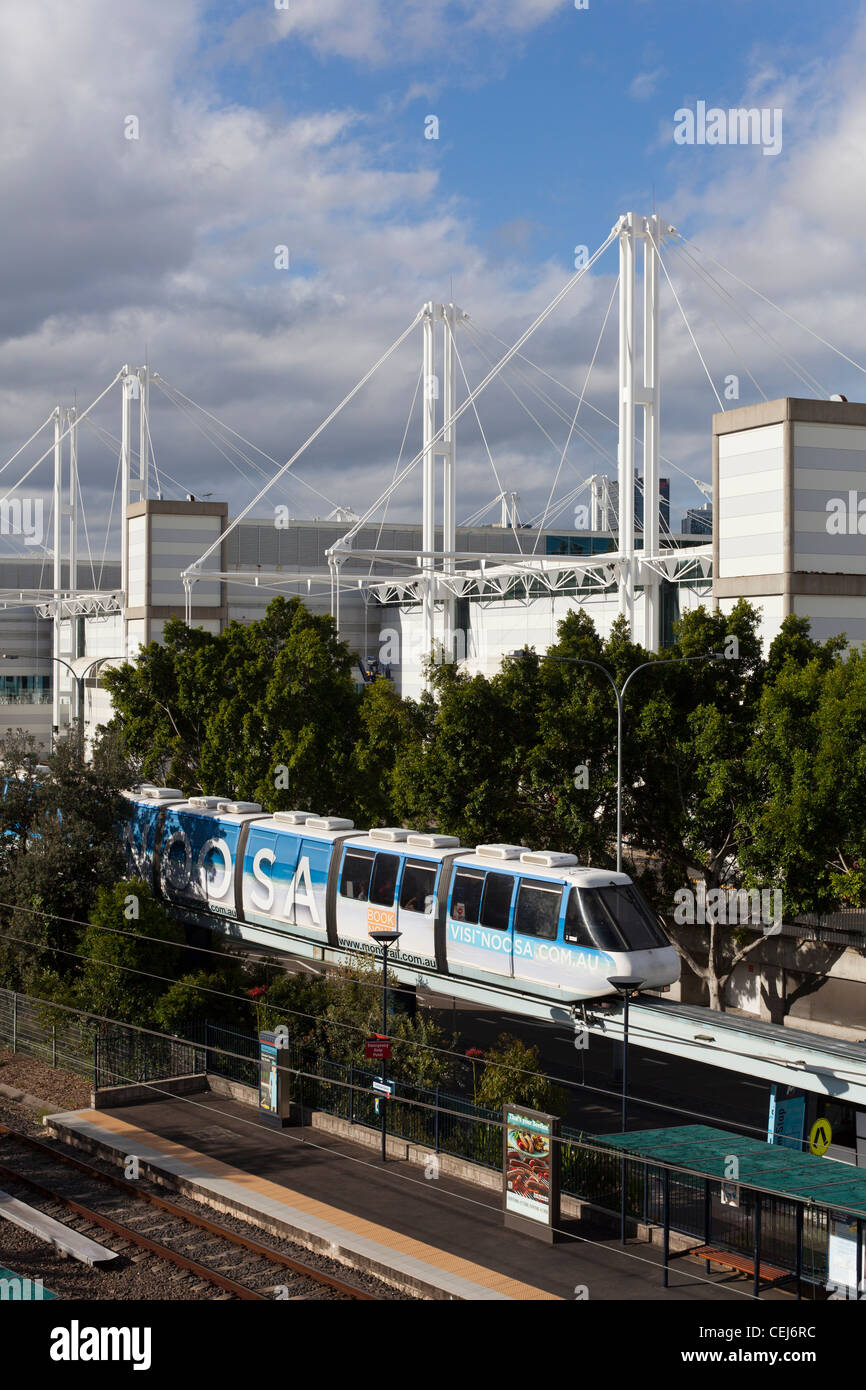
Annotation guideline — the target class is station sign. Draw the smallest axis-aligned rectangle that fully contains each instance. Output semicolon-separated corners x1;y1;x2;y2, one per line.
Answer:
372;1078;395;1097
767;1084;806;1150
503;1105;561;1245
365;1035;391;1061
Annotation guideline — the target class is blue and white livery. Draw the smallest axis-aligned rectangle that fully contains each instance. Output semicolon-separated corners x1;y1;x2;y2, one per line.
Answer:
121;788;680;1019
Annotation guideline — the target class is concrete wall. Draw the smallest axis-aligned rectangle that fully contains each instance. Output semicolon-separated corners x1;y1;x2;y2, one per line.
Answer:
713;398;866;652
667;919;866;1041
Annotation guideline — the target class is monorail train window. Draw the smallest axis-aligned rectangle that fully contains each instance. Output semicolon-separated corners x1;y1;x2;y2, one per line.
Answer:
479;872;515;932
563;889;594;948
340;848;375;901
369;852;400;907
514;879;561;940
399;860;437;914
595;884;669;950
450;866;484;923
577;889;627;951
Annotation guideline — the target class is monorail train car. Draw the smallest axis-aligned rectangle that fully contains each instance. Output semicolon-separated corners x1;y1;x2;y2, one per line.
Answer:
121;787;680;1020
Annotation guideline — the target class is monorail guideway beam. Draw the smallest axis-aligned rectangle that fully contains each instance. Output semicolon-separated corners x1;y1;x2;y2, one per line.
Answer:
149;878;866;1112
584;997;866;1110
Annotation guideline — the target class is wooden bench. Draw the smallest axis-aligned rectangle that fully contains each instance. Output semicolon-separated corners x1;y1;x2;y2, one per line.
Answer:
687;1244;790;1284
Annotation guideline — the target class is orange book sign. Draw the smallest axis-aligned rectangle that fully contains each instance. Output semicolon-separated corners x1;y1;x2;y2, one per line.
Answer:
367;906;396;933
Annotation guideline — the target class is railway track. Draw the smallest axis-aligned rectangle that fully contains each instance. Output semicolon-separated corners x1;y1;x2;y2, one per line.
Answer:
0;1123;379;1300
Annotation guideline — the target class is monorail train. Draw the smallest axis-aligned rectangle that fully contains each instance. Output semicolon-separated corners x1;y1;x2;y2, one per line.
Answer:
121;787;680;1018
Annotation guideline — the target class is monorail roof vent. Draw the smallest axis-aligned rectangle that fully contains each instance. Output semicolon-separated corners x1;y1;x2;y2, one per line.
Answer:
520;851;578;869
476;844;529;861
274;810;314;825
217;801;262;815
369;827;409;843
306;816;354;832
187;796;223;809
140;787;184;801
407;833;461;849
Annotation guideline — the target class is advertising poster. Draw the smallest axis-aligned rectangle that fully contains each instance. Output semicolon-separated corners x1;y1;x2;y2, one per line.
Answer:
827;1212;860;1298
258;1031;289;1123
503;1107;560;1240
259;1036;278;1114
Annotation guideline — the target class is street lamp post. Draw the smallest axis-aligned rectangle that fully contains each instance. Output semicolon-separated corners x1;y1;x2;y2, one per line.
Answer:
50;656;111;756
509;646;724;1241
608;974;645;1244
369;929;402;1162
534;651;724;872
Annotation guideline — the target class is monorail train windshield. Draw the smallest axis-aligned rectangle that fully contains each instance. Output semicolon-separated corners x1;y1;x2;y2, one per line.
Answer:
565;883;670;952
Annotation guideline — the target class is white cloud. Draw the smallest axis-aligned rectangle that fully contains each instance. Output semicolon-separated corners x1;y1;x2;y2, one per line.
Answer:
629;67;666;100
266;0;567;67
3;1;866;564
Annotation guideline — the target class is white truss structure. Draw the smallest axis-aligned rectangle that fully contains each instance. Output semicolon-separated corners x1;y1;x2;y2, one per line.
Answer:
359;544;711;607
34;591;123;620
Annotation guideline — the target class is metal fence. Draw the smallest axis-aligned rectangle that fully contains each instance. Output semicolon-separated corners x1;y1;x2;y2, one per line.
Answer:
94;1025;205;1091
0;990;835;1283
0;988;94;1078
183;1020;258;1088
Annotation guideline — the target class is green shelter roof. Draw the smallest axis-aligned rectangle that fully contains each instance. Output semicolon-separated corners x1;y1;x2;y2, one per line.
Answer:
596;1124;866;1217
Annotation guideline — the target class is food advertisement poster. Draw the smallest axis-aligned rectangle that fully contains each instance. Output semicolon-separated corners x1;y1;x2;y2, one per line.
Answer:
504;1108;555;1225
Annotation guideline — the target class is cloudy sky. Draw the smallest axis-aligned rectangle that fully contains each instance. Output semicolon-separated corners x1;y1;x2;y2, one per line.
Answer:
2;0;866;564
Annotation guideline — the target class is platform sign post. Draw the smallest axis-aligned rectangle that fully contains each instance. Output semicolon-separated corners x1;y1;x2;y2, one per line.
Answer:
767;1084;807;1151
365;1035;391;1062
258;1030;290;1128
503;1106;560;1244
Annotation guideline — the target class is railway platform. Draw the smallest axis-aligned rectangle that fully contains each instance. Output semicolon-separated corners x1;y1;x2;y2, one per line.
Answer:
44;1092;780;1301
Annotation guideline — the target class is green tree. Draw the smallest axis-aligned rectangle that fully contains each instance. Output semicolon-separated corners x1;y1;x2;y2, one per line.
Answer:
104;597;363;814
351;678;424;828
0;728;132;992
475;1034;568;1116
154;965;253;1032
73;880;185;1029
742;628;865;915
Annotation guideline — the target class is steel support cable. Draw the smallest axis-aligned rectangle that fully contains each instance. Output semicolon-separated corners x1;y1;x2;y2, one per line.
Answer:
141;391;165;501
153;382;309;508
152;375;342;513
667;238;827;398
0;372;123;511
662;243;768;402
366;367;423;582
647;234;725;412
0;411;56;480
331;228;620;551
667;239;828;397
528;477;592;530
160;388;339;524
532;274;620;553
152;378;337;513
187;311;425;575
74;461;97;591
450;331;525;555
676;230;866;380
463;319;619;472
151;380;281;496
470;319;712;501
